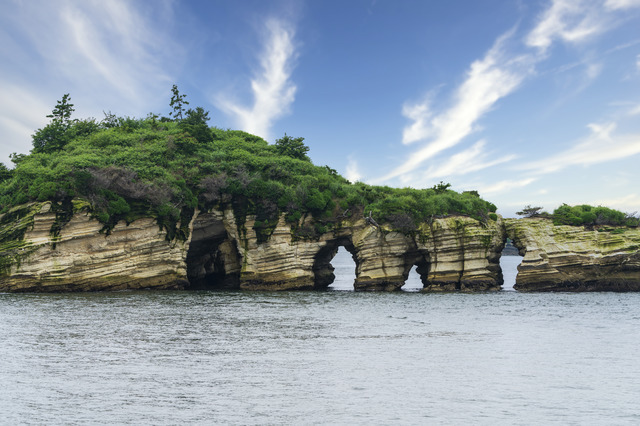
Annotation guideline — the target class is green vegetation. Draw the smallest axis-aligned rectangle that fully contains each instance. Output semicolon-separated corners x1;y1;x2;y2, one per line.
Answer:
552;204;639;228
516;205;546;218
0;90;499;242
516;203;639;228
0;203;42;275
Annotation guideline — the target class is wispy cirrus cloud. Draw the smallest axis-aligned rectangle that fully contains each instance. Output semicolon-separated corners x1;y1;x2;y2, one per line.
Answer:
57;1;176;103
519;121;640;174
476;178;537;195
215;19;298;140
525;0;607;53
0;0;179;163
605;0;640;10
1;0;178;106
595;193;640;212
422;140;517;180
379;29;531;182
380;0;640;187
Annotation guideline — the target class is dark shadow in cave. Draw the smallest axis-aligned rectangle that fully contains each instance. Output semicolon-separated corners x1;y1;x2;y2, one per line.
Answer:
185;212;241;290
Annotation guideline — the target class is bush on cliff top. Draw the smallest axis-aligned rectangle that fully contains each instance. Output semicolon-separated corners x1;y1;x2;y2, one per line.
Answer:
0;92;498;239
552;204;639;227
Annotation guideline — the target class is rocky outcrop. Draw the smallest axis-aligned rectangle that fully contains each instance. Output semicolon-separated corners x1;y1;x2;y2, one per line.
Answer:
232;214;505;292
0;202;190;292
0;201;506;292
504;218;640;291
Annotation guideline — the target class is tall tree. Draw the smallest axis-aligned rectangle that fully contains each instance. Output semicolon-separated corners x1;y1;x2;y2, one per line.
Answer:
47;93;75;127
32;94;75;153
274;133;310;161
169;84;189;121
179;107;214;143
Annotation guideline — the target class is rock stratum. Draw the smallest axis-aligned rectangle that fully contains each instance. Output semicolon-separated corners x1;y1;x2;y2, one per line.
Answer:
1;202;639;292
0;201;505;292
505;218;640;291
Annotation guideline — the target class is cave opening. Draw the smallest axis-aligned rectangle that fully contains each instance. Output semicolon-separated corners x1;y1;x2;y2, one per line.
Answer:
400;253;430;292
313;238;358;290
500;238;523;291
185;213;241;290
327;246;357;291
401;265;424;292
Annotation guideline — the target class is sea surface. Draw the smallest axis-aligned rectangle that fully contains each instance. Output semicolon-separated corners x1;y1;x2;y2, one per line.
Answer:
1;250;639;425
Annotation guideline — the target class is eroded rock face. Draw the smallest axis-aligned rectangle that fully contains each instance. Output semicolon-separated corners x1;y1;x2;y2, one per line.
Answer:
231;214;505;292
0;201;505;292
0;203;190;292
504;218;640;291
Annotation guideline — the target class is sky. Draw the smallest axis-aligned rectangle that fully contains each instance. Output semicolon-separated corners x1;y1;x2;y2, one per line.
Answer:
1;0;640;217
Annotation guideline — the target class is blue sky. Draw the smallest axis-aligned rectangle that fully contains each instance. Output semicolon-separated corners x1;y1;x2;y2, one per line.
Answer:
1;0;640;217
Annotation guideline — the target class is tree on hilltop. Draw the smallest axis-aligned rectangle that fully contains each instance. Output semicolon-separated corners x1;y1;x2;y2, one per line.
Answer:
274;133;310;161
516;205;544;217
32;94;76;153
169;84;189;121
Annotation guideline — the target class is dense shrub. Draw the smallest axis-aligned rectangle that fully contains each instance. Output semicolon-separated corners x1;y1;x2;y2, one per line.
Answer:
0;101;501;240
552;204;639;227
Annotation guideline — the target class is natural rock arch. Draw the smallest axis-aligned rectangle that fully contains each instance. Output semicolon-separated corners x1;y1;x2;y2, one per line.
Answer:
400;250;431;291
312;237;359;289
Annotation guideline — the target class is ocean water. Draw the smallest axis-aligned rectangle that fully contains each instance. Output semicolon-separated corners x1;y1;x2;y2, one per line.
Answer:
1;251;639;425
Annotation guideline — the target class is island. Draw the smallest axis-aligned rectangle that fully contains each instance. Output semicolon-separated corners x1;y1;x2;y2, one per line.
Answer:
1;93;639;292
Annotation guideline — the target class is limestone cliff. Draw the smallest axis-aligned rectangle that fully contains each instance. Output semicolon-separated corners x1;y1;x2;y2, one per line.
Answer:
230;214;505;292
0;202;190;292
504;218;640;291
0;201;505;292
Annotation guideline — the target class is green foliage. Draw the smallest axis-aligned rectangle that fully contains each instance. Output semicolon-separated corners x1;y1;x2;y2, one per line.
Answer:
179;107;213;143
169;84;189;120
32;94;76;154
516;205;545;217
47;93;75;125
432;181;451;194
274;133;310;161
0;163;12;183
552;204;639;227
1;99;503;242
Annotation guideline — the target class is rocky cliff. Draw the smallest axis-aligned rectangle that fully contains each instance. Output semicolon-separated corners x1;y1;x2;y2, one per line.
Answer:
504;218;640;291
5;202;638;293
0;202;190;292
0;201;505;292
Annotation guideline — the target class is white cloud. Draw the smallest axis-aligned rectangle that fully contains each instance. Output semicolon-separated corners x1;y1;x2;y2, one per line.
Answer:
381;30;530;182
58;1;175;102
629;104;640;115
382;0;638;188
526;0;606;53
0;87;57;164
637;54;640;71
477;178;537;195
585;62;603;80
605;0;640;10
4;1;178;106
519;122;640;174
345;156;362;182
422;140;517;179
215;19;298;140
0;0;181;162
594;193;640;212
401;95;433;145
